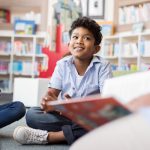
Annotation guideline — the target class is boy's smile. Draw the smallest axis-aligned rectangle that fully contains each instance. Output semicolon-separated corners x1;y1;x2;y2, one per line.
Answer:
74;45;84;52
68;27;100;60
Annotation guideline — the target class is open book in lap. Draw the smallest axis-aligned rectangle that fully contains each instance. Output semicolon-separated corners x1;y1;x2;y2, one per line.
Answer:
49;95;131;131
48;71;150;131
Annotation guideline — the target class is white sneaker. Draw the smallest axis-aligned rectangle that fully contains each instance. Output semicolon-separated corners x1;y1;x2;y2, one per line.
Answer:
13;126;48;145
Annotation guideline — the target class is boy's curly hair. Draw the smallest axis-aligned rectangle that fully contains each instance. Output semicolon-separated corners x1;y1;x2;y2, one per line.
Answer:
69;17;103;45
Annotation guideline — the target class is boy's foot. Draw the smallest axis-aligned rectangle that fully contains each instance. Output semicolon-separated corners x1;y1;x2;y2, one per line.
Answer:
13;126;48;145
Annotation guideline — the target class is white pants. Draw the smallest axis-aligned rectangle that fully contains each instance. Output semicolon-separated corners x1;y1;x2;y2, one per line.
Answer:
70;112;150;150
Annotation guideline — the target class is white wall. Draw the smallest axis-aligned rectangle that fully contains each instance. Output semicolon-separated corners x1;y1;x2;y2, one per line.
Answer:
105;0;114;21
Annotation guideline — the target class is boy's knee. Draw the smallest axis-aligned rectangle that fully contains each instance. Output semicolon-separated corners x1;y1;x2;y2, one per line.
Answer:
13;101;26;117
26;107;39;126
26;107;37;118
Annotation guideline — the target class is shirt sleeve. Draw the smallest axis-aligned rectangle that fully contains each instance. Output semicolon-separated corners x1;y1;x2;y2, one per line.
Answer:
48;62;63;90
99;62;113;92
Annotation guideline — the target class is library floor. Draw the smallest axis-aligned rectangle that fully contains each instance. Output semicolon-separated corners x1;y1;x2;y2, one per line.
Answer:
0;94;69;150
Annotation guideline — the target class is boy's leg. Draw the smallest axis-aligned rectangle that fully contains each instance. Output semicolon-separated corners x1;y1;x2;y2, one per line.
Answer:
14;107;87;144
62;123;88;144
26;107;88;144
26;107;73;131
0;101;26;128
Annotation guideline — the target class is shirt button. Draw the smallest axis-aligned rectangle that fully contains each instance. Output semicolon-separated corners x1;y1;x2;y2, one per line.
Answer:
72;87;75;90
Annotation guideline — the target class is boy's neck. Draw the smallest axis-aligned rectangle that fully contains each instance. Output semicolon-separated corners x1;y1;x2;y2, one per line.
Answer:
73;57;93;76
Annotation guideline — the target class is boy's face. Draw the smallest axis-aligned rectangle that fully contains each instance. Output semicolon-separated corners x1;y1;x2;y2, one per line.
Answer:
68;27;100;60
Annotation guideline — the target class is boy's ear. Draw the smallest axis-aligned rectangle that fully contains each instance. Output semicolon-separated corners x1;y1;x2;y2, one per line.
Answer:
94;45;101;54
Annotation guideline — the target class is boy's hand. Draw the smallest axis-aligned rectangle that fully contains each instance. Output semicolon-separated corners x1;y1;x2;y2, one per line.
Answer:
41;89;60;112
64;93;71;100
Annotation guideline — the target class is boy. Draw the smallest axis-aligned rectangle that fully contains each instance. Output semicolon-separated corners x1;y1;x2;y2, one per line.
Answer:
13;17;112;145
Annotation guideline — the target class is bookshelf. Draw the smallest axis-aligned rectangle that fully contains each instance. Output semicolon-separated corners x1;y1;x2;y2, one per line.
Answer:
0;32;47;93
0;0;49;93
101;32;150;72
114;0;150;32
0;0;48;31
100;0;150;72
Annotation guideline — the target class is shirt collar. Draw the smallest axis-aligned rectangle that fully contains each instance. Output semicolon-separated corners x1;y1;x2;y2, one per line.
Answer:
64;55;102;70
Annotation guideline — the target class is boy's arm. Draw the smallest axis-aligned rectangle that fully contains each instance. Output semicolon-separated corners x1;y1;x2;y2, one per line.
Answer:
41;88;61;112
99;62;113;91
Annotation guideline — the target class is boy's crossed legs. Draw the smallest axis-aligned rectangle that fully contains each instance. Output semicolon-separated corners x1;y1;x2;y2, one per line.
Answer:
13;107;87;145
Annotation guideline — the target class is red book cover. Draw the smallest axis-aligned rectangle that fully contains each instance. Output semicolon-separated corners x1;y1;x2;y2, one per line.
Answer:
49;95;131;131
0;9;10;23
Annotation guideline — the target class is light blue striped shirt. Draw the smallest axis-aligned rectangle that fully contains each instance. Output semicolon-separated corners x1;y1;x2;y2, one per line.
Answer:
48;55;112;100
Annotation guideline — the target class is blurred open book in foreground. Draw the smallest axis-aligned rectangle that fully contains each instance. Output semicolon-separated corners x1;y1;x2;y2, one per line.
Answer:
49;96;131;131
49;71;150;130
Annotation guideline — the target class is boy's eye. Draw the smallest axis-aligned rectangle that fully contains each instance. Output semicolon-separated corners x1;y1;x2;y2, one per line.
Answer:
71;35;93;41
72;36;78;39
83;36;91;40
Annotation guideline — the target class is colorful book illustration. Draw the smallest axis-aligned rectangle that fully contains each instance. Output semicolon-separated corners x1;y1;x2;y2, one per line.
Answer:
49;95;131;131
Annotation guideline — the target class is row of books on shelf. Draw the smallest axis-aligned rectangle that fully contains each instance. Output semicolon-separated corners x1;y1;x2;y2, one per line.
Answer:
111;64;138;71
13;61;41;76
140;40;150;56
119;64;138;71
0;61;9;74
110;64;137;71
122;43;138;57
14;41;43;55
111;64;118;71
0;61;42;76
103;41;150;57
0;41;43;55
103;42;138;57
119;2;150;25
0;62;149;76
14;41;33;55
111;63;150;71
140;63;150;71
0;41;11;54
103;43;119;57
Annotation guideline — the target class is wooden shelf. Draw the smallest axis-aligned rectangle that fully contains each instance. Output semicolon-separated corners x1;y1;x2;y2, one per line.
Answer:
0;33;46;92
118;0;150;7
0;0;48;31
116;22;150;33
0;23;13;31
114;0;150;33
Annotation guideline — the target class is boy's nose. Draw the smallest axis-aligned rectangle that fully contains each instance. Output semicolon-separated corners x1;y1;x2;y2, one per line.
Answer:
77;37;83;44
